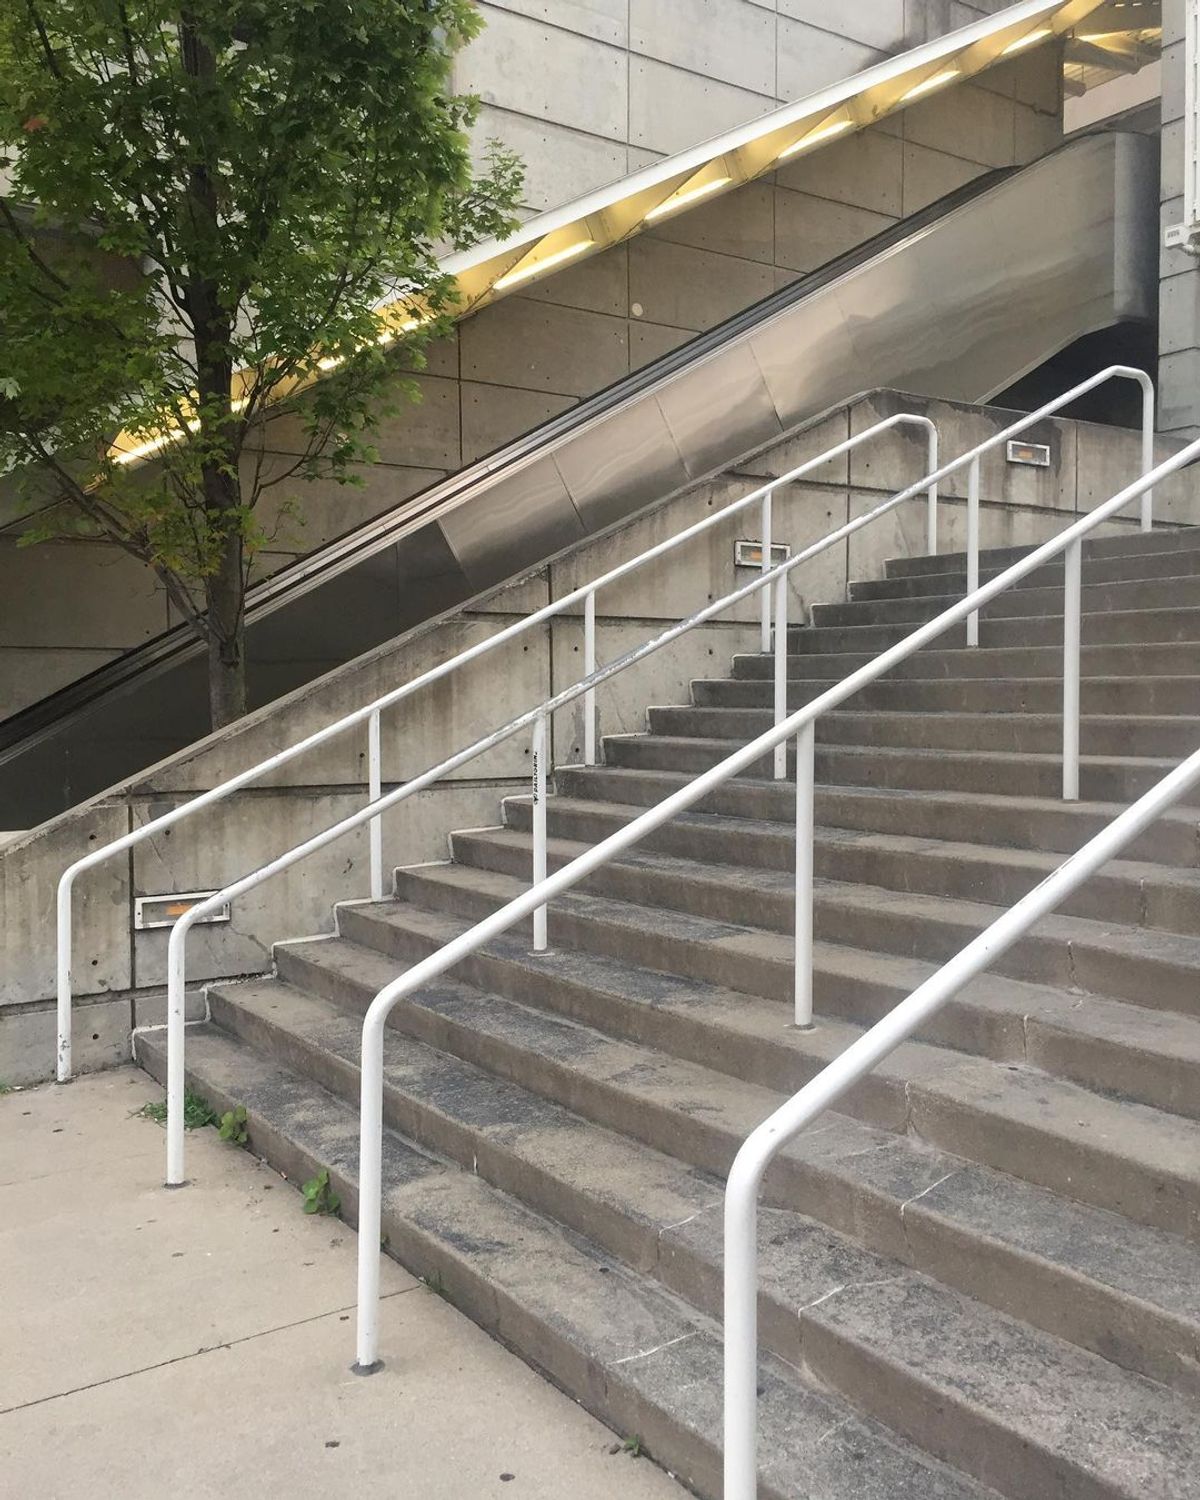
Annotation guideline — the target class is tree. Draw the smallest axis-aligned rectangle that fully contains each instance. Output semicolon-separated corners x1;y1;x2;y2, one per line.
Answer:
0;1;522;726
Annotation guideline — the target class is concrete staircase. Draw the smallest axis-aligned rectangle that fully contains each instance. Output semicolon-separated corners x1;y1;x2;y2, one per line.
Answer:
139;525;1200;1500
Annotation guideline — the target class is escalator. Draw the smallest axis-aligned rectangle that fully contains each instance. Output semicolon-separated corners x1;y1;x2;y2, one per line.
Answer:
0;129;1158;828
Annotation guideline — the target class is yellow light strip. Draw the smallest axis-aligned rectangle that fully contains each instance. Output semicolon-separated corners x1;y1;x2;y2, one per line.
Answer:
493;238;595;290
900;67;961;101
644;176;732;222
1003;27;1052;52
778;117;854;160
112;398;249;466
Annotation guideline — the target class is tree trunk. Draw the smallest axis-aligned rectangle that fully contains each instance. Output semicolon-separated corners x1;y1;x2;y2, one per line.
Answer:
204;515;247;728
180;12;246;730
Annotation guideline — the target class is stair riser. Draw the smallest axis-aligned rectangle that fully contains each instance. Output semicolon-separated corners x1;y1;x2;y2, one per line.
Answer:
646;706;1197;758
732;643;1200;682
791;608;1200;655
505;798;1200;938
553;768;1200;868
603;738;1171;803
445;832;1200;1019
885;529;1200;579
813;576;1200;629
283;913;1200;1338
695;678;1200;717
338;889;1200;1132
137;1032;739;1500
326;908;917;1131
208;983;696;1281
196;989;1193;1500
855;550;1200;601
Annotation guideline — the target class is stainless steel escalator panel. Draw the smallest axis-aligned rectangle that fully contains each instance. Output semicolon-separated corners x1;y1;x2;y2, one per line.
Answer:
436;453;587;594
552;398;691;533
653;341;786;480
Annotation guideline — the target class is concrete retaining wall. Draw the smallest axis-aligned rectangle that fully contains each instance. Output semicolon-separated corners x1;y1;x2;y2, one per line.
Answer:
0;387;1190;1084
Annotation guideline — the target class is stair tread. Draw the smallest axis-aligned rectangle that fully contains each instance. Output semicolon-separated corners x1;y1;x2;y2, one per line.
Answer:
557;763;1200;834
349;884;1200;1109
659;705;1200;728
455;823;1200;974
522;791;1200;895
260;929;1200;1334
142;1020;1001;1500
200;971;1200;1498
378;864;1200;1227
607;732;1177;770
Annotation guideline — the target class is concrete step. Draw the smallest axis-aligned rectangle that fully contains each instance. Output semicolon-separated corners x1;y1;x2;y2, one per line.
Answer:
136;1024;992;1500
346;864;1200;1125
812;574;1200;630
438;827;1200;1019
602;732;1178;802
855;546;1200;601
787;604;1200;655
553;765;1200;868
265;925;1200;1399
730;641;1200;682
503;792;1200;938
645;705;1200;759
188;968;1200;1500
884;527;1200;579
696;674;1200;717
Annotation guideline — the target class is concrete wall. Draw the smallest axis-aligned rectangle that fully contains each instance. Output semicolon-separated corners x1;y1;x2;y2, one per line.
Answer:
1160;0;1200;439
0;25;1064;719
0;387;1188;1084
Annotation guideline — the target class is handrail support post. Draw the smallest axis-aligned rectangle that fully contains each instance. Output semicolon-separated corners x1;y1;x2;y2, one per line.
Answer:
368;710;384;902
532;711;549;951
1141;376;1156;532
794;720;815;1029
56;872;75;1083
584;590;598;765
926;426;939;555
1063;539;1082;801
760;488;773;653
773;579;788;779
966;455;981;647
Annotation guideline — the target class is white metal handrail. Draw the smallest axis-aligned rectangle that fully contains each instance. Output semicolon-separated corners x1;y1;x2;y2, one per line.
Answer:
54;408;935;1085
142;359;1152;1187
723;740;1200;1498
153;413;943;1184
54;364;1154;1094
351;428;1200;1380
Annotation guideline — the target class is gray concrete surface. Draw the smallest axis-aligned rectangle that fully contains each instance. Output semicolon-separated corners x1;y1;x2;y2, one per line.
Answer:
0;1067;688;1500
0;393;1187;1090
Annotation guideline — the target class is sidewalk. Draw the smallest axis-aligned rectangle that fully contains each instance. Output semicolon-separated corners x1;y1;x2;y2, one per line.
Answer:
1;1067;688;1499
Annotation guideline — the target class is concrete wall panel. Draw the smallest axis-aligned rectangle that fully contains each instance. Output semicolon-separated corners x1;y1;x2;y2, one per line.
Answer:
776;126;904;216
903;82;1017;168
900;142;985;217
646;181;776;265
629;56;776;155
460;297;630;396
473;104;629;213
628;238;778;332
0;542;167;651
480;0;627;47
455;6;628;143
773;189;897;275
630;0;777;96
461;382;577;465
776;21;882;100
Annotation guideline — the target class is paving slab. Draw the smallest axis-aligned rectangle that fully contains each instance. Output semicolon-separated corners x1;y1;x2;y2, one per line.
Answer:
0;1068;687;1499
